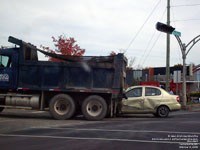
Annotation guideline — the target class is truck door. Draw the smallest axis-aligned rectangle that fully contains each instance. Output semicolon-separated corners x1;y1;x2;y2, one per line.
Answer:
0;53;17;89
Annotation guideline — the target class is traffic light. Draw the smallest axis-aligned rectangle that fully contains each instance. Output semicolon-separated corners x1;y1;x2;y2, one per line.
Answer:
156;22;175;34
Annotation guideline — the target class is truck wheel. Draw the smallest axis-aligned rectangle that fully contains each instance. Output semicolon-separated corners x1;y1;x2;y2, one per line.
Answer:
49;94;75;120
82;95;107;121
157;106;169;118
0;107;4;112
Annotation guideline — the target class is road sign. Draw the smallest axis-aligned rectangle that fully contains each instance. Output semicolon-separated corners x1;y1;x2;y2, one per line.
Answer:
172;30;181;37
174;70;181;83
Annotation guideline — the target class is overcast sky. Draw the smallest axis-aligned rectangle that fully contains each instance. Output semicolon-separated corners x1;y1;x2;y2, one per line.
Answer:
0;0;200;68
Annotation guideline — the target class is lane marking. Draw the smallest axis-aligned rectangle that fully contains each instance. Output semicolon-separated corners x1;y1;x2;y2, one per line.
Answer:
0;133;199;144
31;127;200;135
0;120;15;123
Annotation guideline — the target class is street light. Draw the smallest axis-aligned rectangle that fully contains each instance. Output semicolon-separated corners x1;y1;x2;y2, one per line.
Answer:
156;22;200;109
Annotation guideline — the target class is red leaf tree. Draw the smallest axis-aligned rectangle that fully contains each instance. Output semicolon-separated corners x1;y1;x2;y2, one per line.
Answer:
109;51;117;56
41;35;85;61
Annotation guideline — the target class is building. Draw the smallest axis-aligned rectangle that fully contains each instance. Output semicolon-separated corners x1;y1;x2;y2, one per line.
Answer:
126;65;200;97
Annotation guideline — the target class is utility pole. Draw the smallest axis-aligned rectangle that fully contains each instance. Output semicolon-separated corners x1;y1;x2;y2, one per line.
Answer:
166;0;170;91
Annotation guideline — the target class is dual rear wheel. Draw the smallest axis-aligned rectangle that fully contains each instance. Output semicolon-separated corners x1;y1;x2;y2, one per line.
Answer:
49;94;107;121
49;94;76;120
82;95;107;121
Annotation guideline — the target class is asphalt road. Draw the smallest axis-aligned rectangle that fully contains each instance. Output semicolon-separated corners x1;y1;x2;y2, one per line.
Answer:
0;109;199;150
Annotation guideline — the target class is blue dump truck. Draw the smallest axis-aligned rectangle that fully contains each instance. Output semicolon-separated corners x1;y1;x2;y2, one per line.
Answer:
0;36;127;120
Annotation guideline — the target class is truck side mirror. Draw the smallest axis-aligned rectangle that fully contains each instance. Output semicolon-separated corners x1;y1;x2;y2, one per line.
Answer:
123;93;128;99
0;64;5;69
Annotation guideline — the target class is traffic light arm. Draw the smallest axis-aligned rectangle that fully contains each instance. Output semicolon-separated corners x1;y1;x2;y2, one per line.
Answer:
174;35;185;56
185;35;200;56
156;21;200;110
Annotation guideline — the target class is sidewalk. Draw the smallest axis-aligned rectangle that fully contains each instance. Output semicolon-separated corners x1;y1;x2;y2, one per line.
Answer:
186;104;200;112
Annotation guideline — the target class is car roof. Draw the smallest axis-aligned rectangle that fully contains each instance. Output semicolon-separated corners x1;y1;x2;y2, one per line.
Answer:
128;85;161;88
126;85;162;91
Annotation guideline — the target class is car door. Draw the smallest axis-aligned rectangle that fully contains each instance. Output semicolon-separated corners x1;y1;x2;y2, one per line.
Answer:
121;87;144;113
143;87;162;111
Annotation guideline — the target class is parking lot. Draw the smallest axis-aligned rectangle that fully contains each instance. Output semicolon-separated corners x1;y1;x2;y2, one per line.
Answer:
0;109;200;150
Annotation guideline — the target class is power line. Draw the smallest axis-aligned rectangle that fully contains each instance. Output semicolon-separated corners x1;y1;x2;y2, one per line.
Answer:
141;32;161;67
171;19;200;22
125;0;161;51
171;0;182;65
171;4;176;27
137;30;157;65
138;8;166;67
171;4;200;7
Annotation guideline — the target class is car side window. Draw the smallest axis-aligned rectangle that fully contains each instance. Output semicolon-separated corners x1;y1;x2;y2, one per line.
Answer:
145;87;161;96
126;87;142;98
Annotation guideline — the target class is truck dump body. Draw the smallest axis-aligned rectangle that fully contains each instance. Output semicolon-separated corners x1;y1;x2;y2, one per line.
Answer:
19;57;121;91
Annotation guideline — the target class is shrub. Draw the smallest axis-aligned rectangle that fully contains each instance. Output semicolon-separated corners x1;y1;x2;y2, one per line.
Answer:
189;92;200;97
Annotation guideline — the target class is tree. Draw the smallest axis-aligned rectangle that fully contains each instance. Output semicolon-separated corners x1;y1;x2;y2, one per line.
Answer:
41;34;85;62
127;57;136;70
174;64;182;67
109;51;117;56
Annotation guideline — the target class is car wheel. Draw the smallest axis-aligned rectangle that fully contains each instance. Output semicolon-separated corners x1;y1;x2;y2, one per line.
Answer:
157;106;169;118
82;95;107;121
49;94;76;120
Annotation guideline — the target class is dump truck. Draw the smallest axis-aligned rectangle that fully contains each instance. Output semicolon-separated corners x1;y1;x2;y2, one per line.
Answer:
0;36;127;120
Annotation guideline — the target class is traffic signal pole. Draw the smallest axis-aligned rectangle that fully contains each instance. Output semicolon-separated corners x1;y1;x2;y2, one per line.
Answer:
156;22;200;109
182;43;187;109
175;35;200;109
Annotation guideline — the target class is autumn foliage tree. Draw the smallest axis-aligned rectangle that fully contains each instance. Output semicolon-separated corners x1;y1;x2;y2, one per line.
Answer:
41;34;85;61
109;51;117;56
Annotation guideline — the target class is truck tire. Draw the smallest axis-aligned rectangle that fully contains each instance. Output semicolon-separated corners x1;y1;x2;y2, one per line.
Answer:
49;94;75;120
82;95;107;121
0;107;4;112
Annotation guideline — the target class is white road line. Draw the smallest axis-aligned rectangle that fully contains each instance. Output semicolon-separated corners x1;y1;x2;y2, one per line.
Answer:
0;133;199;145
31;127;200;135
0;120;15;123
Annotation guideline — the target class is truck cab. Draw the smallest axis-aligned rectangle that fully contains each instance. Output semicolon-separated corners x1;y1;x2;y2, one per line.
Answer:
0;47;19;90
